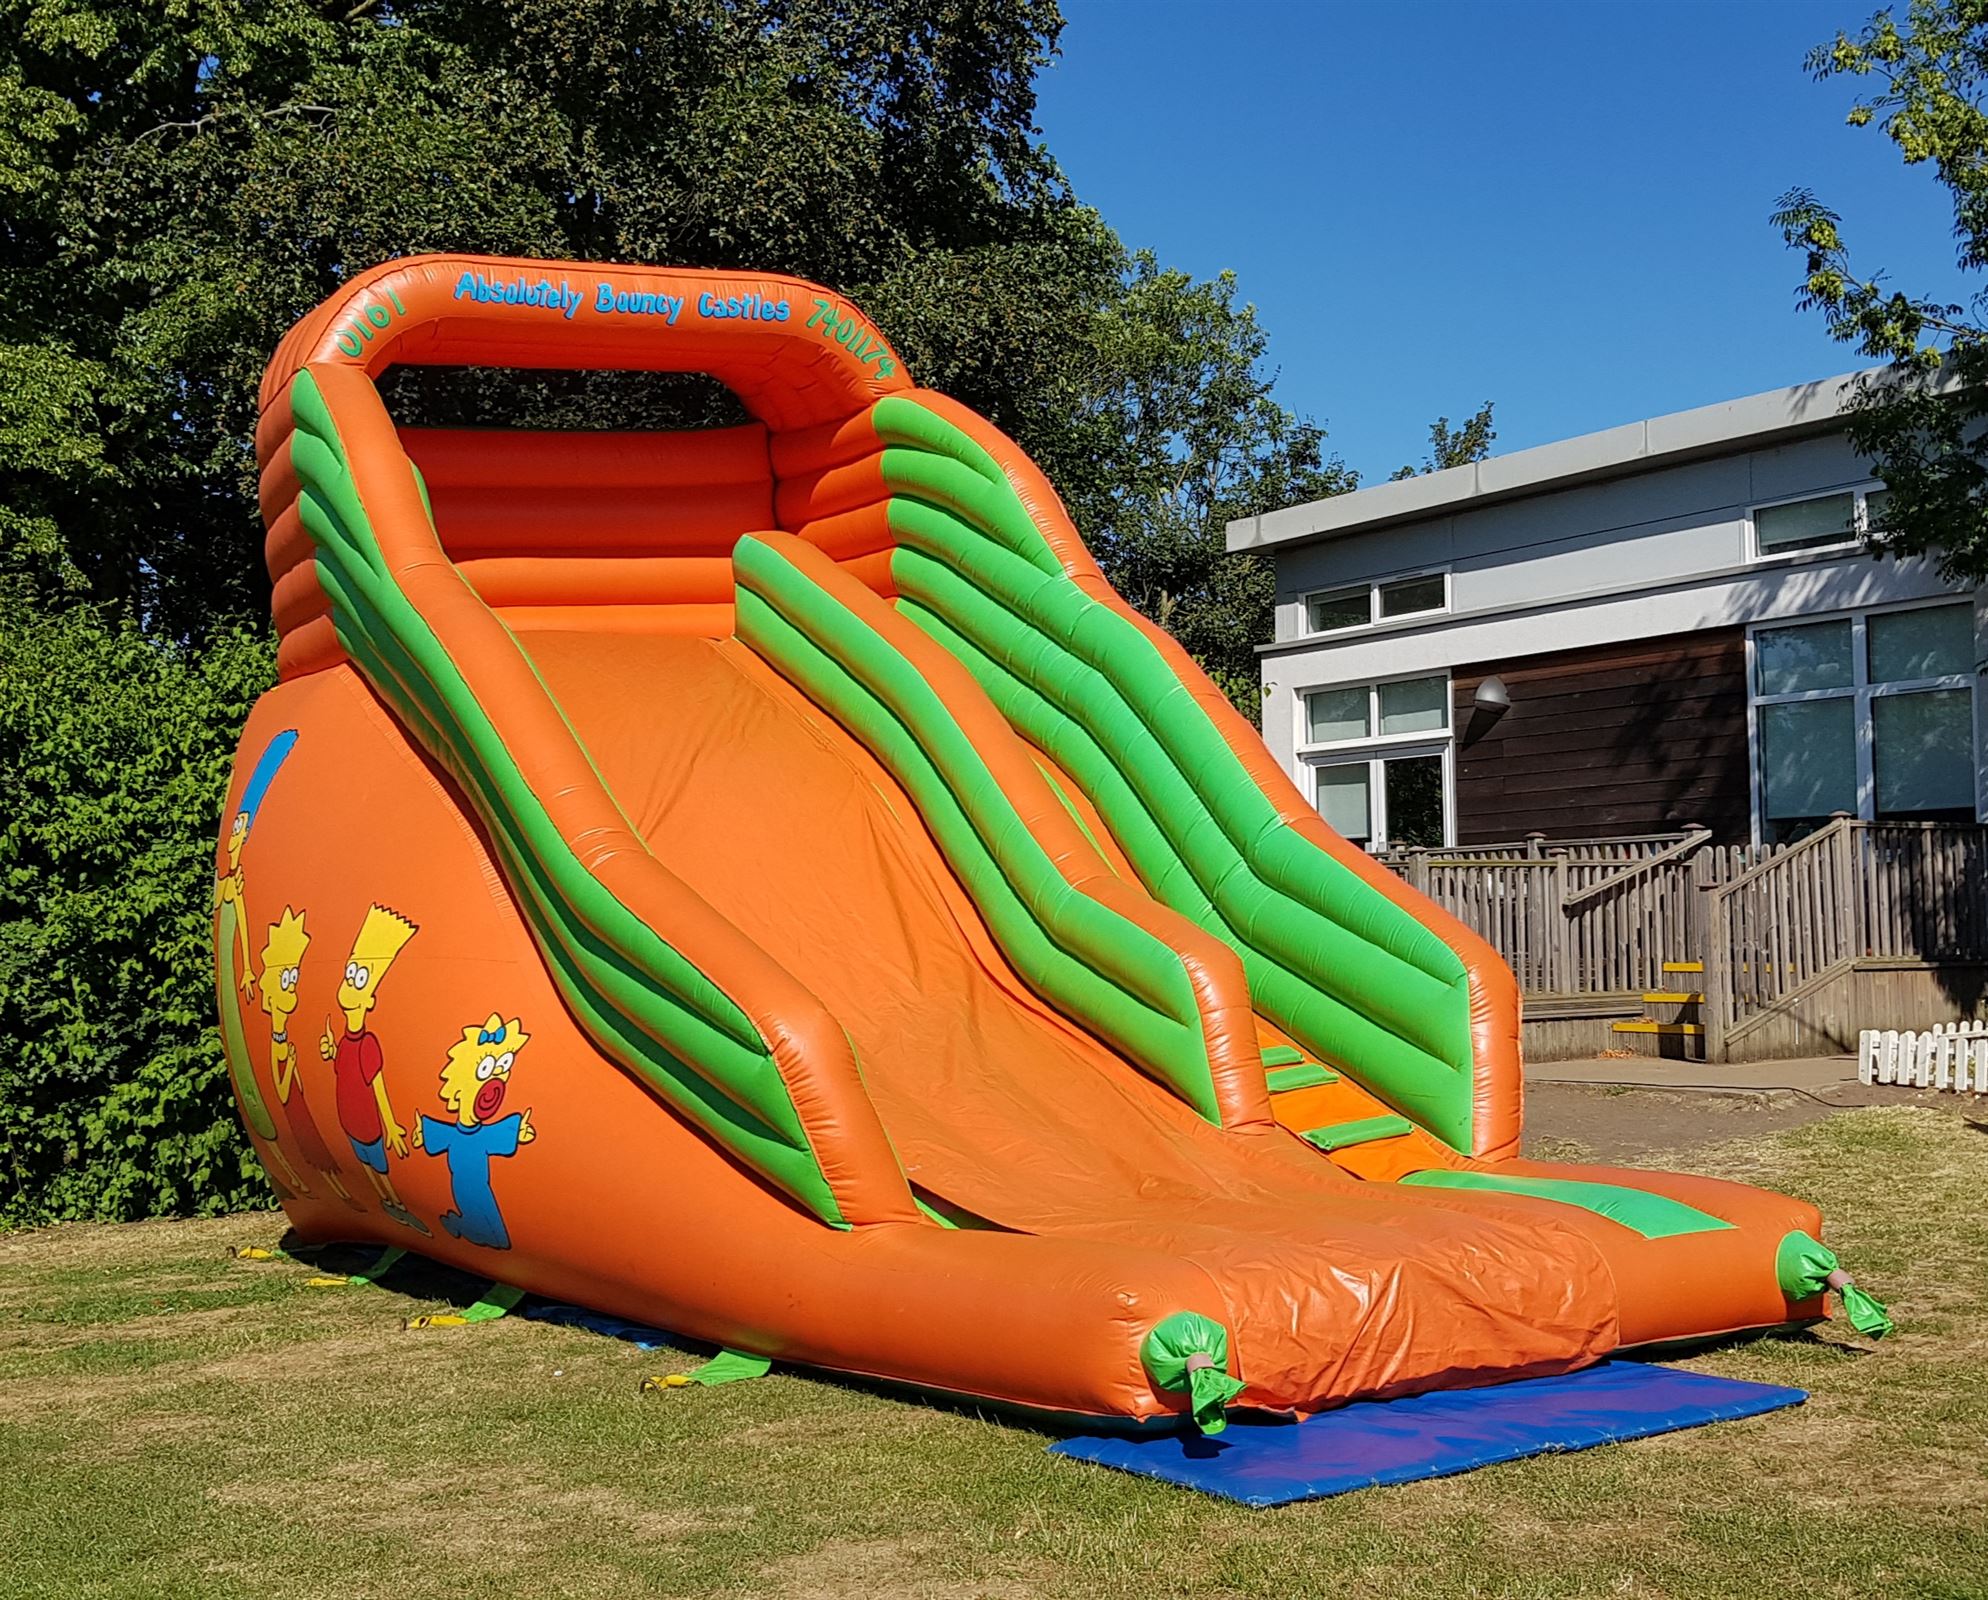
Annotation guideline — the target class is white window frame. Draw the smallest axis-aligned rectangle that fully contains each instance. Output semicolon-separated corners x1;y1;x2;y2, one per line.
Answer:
1745;594;1982;845
1745;482;1887;563
1299;567;1452;638
1296;672;1456;850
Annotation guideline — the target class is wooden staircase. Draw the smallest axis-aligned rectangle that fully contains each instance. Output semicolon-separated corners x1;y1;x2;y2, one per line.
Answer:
1610;960;1706;1059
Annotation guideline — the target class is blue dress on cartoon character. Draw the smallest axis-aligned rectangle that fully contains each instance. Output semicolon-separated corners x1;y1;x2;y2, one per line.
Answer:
419;1114;524;1249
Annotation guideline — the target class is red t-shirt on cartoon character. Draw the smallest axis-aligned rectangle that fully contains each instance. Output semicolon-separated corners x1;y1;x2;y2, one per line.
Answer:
334;1028;385;1144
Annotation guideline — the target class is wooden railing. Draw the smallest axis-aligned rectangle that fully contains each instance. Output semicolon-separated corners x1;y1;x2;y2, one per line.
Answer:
1701;818;1860;1055
1853;820;1988;961
1380;822;1988;1050
1384;829;1727;997
1700;819;1988;1053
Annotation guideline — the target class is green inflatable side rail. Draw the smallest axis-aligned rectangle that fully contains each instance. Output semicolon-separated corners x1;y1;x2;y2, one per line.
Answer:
893;574;1474;1150
281;370;851;1224
215;901;280;1142
733;534;1226;1124
867;400;1480;1151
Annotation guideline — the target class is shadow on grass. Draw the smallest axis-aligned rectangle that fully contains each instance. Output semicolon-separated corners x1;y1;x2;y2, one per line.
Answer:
274;1231;528;1317
1613;1320;1876;1366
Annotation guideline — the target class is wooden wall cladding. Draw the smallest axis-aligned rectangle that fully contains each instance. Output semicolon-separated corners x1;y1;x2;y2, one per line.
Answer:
1452;629;1752;844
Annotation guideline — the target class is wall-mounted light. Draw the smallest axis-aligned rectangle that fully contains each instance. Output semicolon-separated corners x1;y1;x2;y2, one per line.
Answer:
1461;673;1510;751
1472;674;1511;717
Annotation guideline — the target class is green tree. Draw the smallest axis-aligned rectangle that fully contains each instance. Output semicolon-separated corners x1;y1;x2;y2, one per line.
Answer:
1390;401;1497;480
0;606;274;1224
5;0;1333;661
1773;0;1988;582
2;0;1338;1218
5;0;1077;633
1074;257;1352;707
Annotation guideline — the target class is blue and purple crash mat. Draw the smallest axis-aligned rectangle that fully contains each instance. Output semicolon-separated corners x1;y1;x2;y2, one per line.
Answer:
1050;1361;1806;1506
522;1301;673;1350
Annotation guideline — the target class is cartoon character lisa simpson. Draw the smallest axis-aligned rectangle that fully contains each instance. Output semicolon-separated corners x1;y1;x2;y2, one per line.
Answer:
319;905;427;1233
258;907;360;1210
412;1013;535;1250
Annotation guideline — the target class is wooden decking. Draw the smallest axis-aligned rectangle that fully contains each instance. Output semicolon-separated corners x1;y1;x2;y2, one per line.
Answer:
1381;819;1988;1063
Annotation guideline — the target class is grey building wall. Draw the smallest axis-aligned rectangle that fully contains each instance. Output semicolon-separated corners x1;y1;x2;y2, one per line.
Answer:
1269;433;1877;644
1252;426;1984;839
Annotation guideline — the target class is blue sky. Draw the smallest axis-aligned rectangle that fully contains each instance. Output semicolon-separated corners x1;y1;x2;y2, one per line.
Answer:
1034;0;1972;485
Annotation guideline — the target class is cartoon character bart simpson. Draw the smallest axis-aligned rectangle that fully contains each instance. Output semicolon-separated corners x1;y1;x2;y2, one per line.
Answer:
411;1012;535;1250
319;904;428;1234
258;907;360;1210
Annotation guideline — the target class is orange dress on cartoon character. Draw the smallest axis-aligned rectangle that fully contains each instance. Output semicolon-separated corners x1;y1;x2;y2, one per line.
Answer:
318;905;428;1234
257;907;360;1210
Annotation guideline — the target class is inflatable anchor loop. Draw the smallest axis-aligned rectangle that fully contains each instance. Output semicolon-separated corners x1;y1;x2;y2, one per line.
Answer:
1776;1230;1894;1338
306;1244;407;1290
689;1348;772;1386
349;1244;407;1286
639;1350;772;1393
1141;1311;1246;1435
404;1283;523;1331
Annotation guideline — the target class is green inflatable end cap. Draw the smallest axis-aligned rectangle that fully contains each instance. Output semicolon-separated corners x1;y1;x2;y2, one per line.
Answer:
1141;1311;1246;1435
1776;1229;1894;1339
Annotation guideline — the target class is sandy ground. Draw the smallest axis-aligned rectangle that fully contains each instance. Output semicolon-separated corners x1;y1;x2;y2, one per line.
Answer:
1522;1071;1986;1163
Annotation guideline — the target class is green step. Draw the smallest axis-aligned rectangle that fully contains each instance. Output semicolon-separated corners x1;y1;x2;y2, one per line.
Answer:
1266;1062;1339;1093
1301;1114;1415;1153
1259;1045;1306;1067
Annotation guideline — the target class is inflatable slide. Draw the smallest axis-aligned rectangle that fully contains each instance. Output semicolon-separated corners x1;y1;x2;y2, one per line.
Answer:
216;256;1880;1431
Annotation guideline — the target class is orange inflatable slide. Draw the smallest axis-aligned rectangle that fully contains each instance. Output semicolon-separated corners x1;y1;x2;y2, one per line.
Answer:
215;256;1882;1431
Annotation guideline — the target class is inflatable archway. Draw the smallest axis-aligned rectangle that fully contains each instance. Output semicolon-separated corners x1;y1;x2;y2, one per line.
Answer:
215;256;1875;1427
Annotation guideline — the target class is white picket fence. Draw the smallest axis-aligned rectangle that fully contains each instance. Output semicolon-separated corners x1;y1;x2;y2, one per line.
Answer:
1859;1022;1988;1093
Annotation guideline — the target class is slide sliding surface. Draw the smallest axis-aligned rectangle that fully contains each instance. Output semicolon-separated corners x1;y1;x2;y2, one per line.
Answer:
213;256;1874;1431
509;609;1622;1404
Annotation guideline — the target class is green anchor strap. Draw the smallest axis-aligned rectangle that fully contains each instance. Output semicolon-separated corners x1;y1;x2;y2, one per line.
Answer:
1141;1311;1247;1435
1777;1230;1894;1338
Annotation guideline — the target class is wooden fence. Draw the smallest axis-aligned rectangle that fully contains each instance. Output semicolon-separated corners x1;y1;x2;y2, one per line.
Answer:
1704;819;1988;1056
1384;827;1741;998
1859;1022;1988;1094
1379;818;1988;1058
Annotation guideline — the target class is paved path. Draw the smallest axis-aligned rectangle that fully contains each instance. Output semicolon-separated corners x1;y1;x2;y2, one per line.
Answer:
1529;1055;1859;1097
1520;1052;1978;1161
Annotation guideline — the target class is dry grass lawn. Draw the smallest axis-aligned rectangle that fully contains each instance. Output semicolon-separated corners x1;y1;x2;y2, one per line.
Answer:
3;1102;1985;1599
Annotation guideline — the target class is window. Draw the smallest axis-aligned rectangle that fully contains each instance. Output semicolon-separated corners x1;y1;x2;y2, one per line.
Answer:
1303;571;1449;635
1379;573;1446;618
1749;600;1979;842
1300;674;1452;849
1750;485;1889;558
1305;585;1370;634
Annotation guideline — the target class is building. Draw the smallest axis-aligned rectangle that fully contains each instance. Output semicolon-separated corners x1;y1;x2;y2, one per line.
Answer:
1229;370;1985;850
